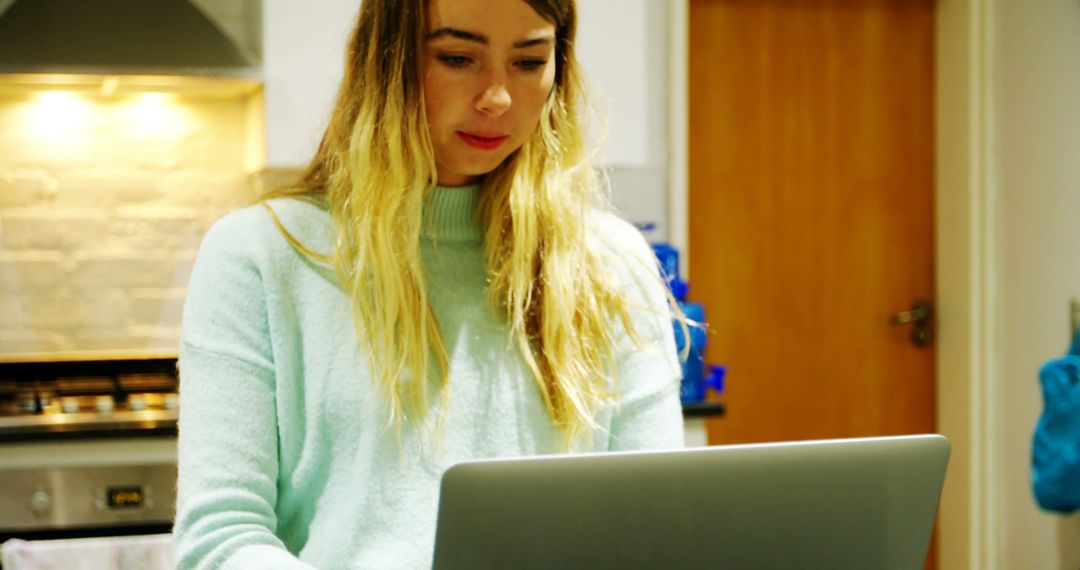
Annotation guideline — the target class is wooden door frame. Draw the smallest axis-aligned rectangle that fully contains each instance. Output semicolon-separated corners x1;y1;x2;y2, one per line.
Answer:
668;1;1001;568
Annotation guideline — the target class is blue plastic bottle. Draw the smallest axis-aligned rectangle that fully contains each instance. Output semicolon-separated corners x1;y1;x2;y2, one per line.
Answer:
651;243;725;404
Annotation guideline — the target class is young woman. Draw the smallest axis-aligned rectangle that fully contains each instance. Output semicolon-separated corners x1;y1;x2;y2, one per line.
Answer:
174;0;683;567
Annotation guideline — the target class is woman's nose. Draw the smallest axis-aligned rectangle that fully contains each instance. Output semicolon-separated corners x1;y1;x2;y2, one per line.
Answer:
476;76;512;117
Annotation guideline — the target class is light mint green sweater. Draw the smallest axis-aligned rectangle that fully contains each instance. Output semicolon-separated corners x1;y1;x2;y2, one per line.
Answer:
174;185;683;569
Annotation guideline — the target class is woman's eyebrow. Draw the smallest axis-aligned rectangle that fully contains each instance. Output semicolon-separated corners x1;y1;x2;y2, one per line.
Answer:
426;27;487;44
513;35;554;49
425;28;555;49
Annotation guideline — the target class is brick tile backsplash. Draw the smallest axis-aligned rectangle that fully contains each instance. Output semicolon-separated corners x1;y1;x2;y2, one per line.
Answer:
53;169;164;208
0;296;22;330
0;252;67;293
0;331;74;354
70;253;196;291
129;289;189;328
0;169;57;208
0;92;262;357
2;211;109;250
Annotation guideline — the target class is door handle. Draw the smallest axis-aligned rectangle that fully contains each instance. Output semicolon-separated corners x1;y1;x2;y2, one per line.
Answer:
892;301;934;348
892;302;932;325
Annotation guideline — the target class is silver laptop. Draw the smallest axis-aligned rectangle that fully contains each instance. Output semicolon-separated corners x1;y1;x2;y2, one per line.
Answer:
432;434;949;569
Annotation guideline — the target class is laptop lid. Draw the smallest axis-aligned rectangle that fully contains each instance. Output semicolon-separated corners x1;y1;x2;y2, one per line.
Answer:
432;434;949;570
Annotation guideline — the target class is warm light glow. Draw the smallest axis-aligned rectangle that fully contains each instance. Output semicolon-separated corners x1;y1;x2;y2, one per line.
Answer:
13;88;193;155
35;91;79;105
26;91;92;136
124;92;187;138
2;73;267;174
100;76;120;98
136;92;173;105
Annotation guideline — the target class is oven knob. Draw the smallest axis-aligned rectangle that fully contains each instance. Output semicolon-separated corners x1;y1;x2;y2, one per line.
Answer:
164;393;179;411
29;490;52;516
61;397;80;413
128;394;147;411
95;395;115;413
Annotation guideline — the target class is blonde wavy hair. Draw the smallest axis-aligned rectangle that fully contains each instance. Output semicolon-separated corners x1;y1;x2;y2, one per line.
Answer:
265;0;662;446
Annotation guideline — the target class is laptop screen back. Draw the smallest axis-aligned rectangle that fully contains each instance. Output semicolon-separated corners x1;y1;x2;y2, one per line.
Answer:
432;434;949;570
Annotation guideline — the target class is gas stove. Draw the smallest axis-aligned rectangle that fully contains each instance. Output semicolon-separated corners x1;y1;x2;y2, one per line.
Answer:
0;356;179;443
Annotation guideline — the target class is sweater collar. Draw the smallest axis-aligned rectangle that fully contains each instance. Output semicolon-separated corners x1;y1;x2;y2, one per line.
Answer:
423;184;483;242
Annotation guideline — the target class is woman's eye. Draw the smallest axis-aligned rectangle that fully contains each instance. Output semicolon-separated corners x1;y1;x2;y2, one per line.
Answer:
517;59;548;72
438;54;473;68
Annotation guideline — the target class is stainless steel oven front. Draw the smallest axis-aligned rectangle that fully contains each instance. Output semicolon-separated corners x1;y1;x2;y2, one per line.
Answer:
0;357;178;544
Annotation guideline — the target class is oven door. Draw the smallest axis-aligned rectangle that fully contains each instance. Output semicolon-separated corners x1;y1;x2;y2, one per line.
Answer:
0;437;176;544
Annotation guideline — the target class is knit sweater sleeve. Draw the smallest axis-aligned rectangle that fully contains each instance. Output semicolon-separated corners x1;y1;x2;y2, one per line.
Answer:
173;207;315;570
594;214;685;451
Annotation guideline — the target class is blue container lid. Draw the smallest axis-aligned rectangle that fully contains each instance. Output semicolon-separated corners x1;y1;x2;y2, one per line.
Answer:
651;243;688;301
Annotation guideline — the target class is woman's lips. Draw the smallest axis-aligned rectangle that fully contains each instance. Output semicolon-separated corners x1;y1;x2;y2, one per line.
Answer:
458;131;509;150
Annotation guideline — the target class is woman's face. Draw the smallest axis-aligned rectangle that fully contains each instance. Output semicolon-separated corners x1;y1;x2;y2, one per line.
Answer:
423;0;558;187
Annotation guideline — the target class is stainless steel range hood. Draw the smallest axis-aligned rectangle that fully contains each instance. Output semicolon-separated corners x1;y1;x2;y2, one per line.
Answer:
0;0;261;75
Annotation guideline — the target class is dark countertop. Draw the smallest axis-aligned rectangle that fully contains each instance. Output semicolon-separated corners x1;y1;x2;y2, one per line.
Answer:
681;400;725;418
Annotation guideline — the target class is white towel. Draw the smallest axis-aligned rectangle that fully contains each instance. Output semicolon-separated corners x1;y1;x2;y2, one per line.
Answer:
1;534;172;570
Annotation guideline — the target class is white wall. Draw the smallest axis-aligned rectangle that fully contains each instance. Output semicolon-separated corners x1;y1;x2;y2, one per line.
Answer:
575;0;652;169
996;1;1080;568
262;1;358;169
585;0;673;242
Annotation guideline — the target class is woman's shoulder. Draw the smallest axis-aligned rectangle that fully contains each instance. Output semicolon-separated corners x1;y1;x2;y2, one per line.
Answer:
200;197;331;264
589;210;639;235
587;210;656;269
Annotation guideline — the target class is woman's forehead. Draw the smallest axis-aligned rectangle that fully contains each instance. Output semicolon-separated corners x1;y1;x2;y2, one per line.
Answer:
426;0;555;40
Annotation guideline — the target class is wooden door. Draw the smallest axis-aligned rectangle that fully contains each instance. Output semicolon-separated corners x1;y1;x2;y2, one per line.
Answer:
688;0;936;444
689;4;937;564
